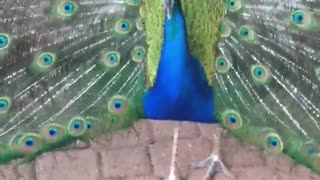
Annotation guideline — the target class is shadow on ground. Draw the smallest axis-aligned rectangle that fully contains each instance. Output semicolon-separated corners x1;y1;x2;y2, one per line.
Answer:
0;120;320;180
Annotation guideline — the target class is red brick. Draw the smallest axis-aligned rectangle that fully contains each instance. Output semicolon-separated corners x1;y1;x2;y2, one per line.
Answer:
148;140;172;177
176;138;212;178
221;135;265;168
291;165;314;179
233;166;277;180
265;154;293;173
149;137;212;178
0;165;16;180
17;163;35;180
125;176;160;180
35;149;98;180
197;123;223;139
101;146;151;178
150;120;200;142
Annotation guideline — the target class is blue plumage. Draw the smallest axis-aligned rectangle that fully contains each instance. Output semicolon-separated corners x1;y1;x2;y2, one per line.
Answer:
143;0;216;123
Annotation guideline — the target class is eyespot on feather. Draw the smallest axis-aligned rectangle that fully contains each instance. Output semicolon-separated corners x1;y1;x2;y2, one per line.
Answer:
136;18;145;31
290;10;320;31
264;133;283;154
108;95;128;115
215;56;232;74
30;52;56;73
67;117;87;137
40;123;67;143
291;10;312;28
220;22;232;38
101;51;121;68
238;26;257;44
221;109;243;130
0;96;11;114
300;141;319;158
84;118;103;138
57;1;79;17
131;46;146;63
115;19;132;34
0;33;11;50
251;64;272;85
16;133;43;154
226;0;243;13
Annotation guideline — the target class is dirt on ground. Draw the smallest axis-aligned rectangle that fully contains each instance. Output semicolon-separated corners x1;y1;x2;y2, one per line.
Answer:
0;120;320;180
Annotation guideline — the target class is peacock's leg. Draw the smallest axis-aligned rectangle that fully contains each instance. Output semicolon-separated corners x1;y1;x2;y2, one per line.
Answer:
166;128;181;180
190;132;234;180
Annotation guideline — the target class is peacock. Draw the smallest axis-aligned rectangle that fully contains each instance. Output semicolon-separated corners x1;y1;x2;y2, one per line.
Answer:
1;0;320;179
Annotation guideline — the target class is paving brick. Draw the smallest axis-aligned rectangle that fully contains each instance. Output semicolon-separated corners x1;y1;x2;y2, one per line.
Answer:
232;166;277;180
107;120;154;149
188;169;207;180
290;175;313;180
188;169;234;180
133;120;155;145
291;165;314;179
197;123;223;140
0;120;319;180
35;149;98;180
0;165;17;180
101;146;151;178
176;138;212;178
17;163;35;180
125;176;160;180
149;137;212;178
275;171;291;180
108;129;140;148
148;140;172;178
264;154;293;173
214;172;235;180
0;163;35;180
150;120;201;142
221;135;265;168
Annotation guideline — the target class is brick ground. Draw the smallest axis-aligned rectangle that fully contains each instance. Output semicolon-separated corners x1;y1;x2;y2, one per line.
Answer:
0;120;320;180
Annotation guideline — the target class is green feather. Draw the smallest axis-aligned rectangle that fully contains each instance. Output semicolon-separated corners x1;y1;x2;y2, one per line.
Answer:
214;0;320;174
1;0;320;177
0;0;146;163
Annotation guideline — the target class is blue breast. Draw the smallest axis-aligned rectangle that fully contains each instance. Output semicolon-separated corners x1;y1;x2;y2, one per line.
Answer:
143;2;216;123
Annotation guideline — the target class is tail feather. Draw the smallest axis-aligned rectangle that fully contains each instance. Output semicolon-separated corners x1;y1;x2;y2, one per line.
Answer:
215;0;320;173
0;0;146;163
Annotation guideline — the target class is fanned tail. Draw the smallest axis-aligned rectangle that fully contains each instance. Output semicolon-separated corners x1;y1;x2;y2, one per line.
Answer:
215;0;320;173
0;0;146;163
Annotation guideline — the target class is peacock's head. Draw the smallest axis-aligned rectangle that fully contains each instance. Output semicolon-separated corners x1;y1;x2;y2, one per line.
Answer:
163;0;174;19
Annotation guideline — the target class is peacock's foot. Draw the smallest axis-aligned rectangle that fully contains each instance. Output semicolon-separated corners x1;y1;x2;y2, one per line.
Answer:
166;128;182;180
190;133;234;180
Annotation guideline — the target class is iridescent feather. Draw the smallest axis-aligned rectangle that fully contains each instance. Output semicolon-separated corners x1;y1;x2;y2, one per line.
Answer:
0;0;146;163
2;0;320;177
215;0;320;174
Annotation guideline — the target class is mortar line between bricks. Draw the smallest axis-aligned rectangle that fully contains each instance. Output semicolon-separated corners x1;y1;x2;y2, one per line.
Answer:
146;145;155;176
0;169;5;179
13;164;21;180
95;151;105;180
30;162;39;180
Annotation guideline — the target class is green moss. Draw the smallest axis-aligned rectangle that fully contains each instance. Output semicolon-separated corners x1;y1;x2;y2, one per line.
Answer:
143;0;226;87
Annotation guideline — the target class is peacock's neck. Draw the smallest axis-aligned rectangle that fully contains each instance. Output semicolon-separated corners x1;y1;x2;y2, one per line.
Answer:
154;0;191;87
160;4;188;65
162;1;189;56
